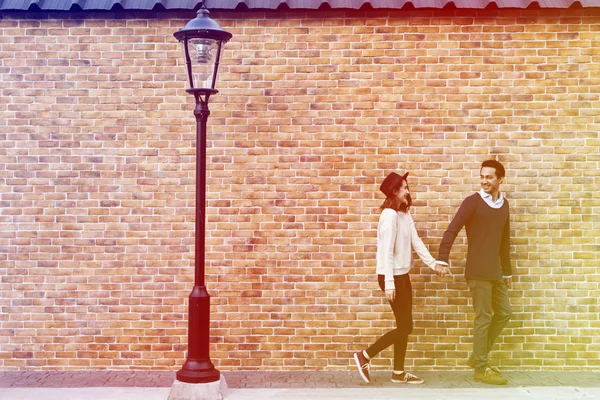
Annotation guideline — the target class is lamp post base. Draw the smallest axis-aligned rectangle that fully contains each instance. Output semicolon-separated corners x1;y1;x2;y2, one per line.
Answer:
168;375;228;400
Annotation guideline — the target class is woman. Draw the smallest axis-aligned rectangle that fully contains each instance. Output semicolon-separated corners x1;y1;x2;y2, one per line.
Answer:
353;171;450;384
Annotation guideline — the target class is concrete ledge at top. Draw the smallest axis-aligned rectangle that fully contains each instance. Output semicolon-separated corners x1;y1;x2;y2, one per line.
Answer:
168;376;228;400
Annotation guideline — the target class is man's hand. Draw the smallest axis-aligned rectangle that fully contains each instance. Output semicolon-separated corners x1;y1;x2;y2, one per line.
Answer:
385;289;396;302
440;266;451;278
504;277;512;289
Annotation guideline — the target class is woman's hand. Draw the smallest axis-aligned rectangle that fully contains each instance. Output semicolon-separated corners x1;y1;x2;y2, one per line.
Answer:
385;289;396;302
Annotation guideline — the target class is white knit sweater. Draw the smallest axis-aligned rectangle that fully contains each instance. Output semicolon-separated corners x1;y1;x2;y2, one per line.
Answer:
376;208;437;290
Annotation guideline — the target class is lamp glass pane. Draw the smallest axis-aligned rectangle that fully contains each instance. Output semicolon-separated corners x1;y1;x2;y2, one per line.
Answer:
189;37;219;90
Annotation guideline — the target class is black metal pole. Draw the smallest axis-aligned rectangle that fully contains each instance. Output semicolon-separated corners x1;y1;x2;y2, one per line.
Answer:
176;94;220;384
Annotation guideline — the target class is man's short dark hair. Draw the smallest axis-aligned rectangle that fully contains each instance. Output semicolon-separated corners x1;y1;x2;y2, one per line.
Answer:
481;159;506;179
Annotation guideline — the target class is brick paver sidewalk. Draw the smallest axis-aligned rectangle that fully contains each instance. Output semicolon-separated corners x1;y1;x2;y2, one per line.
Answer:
1;370;599;389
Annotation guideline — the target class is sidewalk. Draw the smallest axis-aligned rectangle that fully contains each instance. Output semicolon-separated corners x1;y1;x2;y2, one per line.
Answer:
1;370;600;400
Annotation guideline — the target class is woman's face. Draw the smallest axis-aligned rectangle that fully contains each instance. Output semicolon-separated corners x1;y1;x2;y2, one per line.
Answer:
394;179;410;205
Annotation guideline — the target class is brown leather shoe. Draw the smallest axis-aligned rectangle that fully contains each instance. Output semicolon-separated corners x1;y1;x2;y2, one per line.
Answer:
474;367;509;385
468;354;501;375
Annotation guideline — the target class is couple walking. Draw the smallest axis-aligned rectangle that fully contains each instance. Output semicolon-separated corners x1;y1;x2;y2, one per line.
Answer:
353;160;512;386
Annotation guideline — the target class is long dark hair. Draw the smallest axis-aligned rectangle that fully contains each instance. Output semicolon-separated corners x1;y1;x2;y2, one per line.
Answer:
379;184;412;213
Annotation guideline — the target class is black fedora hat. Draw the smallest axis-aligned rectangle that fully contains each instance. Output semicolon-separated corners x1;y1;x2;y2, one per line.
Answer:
380;171;409;197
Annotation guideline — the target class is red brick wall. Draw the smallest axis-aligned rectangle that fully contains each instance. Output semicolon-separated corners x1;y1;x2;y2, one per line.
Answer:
0;8;599;371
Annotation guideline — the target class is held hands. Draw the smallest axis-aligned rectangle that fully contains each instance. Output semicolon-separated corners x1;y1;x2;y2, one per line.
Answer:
433;262;452;278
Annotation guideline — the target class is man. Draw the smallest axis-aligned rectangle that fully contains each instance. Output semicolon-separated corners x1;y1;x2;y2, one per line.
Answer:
437;160;512;385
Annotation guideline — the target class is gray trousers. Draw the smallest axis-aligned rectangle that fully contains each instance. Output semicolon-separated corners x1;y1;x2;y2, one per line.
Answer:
467;279;512;372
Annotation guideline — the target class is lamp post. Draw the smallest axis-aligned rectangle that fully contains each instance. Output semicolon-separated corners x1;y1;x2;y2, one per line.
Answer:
172;2;232;386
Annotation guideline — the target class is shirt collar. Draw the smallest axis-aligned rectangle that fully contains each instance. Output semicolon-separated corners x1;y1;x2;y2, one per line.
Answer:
479;188;504;208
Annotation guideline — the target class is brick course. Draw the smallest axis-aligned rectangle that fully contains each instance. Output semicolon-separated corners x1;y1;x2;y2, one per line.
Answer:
0;8;599;371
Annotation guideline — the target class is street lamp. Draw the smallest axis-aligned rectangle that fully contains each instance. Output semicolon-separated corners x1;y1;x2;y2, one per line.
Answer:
172;2;232;386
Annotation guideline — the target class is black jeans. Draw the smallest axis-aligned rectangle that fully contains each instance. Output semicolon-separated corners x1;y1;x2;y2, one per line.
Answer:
365;274;413;371
467;279;512;372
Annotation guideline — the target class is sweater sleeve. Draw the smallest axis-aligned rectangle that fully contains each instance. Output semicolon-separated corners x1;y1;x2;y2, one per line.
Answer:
379;209;398;291
408;213;436;270
500;205;512;277
437;195;476;263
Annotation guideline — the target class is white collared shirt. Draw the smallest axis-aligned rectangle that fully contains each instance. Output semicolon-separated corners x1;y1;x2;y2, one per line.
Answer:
478;188;504;209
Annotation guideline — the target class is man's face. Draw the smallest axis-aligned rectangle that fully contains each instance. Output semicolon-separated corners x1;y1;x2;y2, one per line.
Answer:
480;166;502;195
394;179;410;205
